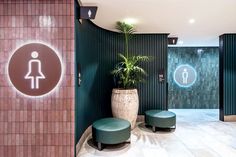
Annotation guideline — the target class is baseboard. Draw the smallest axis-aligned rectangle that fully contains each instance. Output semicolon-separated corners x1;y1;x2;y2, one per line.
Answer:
224;115;236;121
76;125;92;156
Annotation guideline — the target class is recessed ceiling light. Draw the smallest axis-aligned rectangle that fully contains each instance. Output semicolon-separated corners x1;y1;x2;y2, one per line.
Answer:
123;18;138;25
197;49;203;53
189;18;195;24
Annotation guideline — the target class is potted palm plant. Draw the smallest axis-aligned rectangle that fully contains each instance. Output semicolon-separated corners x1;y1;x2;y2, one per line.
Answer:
111;22;150;129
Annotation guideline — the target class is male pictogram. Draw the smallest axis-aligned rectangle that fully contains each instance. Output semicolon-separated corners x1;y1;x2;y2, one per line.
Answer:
182;68;189;84
24;51;45;89
173;64;197;88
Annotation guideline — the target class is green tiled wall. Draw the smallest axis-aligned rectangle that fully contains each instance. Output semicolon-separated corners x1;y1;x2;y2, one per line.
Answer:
168;47;219;109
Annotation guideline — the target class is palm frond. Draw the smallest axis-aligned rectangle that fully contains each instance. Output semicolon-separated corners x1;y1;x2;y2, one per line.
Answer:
133;66;147;75
111;21;153;89
115;21;135;34
118;53;127;62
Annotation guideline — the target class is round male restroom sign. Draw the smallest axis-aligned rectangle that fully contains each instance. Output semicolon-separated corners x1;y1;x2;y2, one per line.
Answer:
8;43;63;97
173;64;197;88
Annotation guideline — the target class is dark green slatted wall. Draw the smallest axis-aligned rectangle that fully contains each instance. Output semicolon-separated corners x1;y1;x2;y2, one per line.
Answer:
219;34;236;119
75;20;168;142
129;35;168;112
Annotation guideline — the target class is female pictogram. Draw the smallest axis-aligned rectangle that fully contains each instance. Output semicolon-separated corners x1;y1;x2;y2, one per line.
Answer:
25;51;45;89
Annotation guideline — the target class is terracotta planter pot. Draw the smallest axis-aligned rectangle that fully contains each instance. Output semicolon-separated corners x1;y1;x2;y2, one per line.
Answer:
111;88;139;129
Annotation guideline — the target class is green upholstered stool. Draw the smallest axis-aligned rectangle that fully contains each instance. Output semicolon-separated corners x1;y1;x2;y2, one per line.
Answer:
145;110;176;132
92;118;131;150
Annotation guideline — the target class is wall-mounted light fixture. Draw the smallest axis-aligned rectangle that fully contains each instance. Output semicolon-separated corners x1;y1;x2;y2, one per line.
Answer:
168;37;178;45
79;6;98;19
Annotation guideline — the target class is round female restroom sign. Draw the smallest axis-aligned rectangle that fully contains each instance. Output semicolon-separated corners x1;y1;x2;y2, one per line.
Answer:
7;43;63;97
173;64;197;88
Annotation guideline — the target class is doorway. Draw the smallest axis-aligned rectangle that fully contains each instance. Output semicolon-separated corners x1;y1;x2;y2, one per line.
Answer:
168;47;219;120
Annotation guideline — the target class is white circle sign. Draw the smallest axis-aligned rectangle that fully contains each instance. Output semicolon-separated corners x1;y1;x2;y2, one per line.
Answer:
173;64;197;88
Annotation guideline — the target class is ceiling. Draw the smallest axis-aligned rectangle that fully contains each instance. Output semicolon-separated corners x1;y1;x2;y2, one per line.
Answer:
80;0;236;46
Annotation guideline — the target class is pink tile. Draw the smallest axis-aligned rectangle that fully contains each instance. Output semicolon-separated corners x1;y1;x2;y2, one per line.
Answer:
35;146;40;157
11;122;16;133
15;123;20;133
11;4;16;15
50;146;56;157
35;134;40;145
6;123;11;134
32;123;36;134
39;135;44;146
54;134;59;146
31;111;35;122
0;1;74;157
19;122;24;134
28;134;32;145
62;3;67;15
70;3;74;15
54;146;59;157
50;4;54;15
23;134;27;145
31;3;36;15
39;111;44;122
35;111;40;122
35;5;40;16
15;134;20;146
39;122;43;133
23;146;28;157
58;4;63;16
43;111;48;122
0;4;3;15
27;4;32;16
27;112;32;121
31;146;36;157
19;146;24;157
23;111;27;122
0;135;3;145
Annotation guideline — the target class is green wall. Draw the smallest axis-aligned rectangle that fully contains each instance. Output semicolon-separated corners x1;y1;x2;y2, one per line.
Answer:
168;47;219;109
75;18;168;142
219;34;236;120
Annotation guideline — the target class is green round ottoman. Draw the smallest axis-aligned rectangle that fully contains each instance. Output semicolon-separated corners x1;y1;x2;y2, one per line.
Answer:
145;110;176;132
92;118;131;150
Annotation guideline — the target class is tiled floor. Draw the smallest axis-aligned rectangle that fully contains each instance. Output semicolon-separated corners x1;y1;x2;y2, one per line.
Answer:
77;109;236;157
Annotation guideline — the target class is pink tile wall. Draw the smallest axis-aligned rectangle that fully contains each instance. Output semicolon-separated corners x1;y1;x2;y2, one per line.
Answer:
0;0;75;157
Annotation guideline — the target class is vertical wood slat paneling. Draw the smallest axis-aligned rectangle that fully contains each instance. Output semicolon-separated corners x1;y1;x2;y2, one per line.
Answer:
130;35;168;113
219;34;236;118
75;20;168;141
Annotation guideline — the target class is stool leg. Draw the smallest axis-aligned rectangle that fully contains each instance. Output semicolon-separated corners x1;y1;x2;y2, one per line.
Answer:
126;137;131;144
98;142;102;151
170;125;176;131
152;126;156;132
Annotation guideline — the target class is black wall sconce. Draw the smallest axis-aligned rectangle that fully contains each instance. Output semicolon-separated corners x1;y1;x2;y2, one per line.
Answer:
168;37;178;45
75;1;98;20
79;6;98;19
